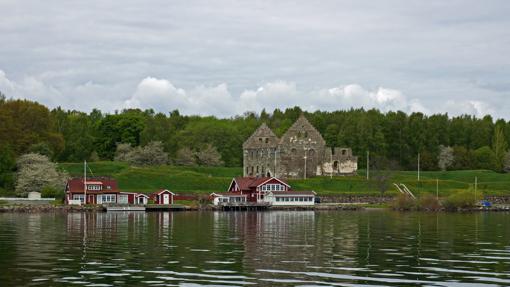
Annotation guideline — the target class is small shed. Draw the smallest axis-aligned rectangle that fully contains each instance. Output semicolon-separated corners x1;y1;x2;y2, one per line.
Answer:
135;193;149;205
119;192;150;205
151;189;175;205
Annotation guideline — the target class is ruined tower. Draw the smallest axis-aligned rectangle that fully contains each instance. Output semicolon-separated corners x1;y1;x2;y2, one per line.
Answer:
243;115;358;179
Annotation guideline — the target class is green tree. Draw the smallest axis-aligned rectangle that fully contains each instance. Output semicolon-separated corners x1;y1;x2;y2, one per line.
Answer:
0;145;15;193
473;146;497;170
95;111;146;159
492;125;508;171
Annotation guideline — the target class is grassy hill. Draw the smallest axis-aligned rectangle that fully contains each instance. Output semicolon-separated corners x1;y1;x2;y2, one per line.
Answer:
58;161;510;197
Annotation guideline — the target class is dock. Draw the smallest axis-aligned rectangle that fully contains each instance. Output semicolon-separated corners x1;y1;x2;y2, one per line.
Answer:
106;206;146;212
216;202;271;211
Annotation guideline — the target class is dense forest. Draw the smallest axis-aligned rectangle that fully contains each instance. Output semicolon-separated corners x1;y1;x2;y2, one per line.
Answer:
1;93;509;193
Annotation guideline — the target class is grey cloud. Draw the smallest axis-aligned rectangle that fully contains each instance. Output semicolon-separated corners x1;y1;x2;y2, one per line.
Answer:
0;0;509;118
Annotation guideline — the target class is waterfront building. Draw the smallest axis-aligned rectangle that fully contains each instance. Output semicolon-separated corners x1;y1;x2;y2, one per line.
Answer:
150;189;175;205
65;177;147;205
211;176;315;206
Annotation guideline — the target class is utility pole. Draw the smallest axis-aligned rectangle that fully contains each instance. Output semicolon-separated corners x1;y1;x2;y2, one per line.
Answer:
330;151;333;179
475;176;478;202
273;148;276;178
83;160;87;205
303;148;308;180
366;151;370;181
417;153;421;182
436;178;439;200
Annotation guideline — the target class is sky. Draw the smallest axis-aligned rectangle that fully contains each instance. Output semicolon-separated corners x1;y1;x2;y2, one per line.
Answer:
0;0;509;119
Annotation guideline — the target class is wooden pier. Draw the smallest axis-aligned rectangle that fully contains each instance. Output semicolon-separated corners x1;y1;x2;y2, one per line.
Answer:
217;202;271;211
106;206;146;212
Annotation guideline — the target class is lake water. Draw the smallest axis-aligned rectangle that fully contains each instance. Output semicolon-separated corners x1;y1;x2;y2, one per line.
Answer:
0;210;509;286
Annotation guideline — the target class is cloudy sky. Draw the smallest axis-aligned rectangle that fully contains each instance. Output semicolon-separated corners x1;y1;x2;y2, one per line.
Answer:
1;0;509;118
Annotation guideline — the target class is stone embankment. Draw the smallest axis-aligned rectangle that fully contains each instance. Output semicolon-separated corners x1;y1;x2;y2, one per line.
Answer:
0;205;104;213
320;195;393;204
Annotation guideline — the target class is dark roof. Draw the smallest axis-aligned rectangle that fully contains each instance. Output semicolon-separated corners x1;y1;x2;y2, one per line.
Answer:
149;189;175;197
67;177;119;193
211;192;247;197
269;190;316;196
233;176;289;191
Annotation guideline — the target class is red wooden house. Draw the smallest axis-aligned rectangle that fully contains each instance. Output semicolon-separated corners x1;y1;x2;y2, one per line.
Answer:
65;177;120;205
65;177;149;205
150;189;175;205
227;176;290;202
211;176;315;206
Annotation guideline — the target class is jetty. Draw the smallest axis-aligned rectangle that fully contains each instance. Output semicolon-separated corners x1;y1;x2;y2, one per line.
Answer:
106;206;146;212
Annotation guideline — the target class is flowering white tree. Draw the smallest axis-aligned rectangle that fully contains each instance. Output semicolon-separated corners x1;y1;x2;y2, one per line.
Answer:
114;141;168;166
438;145;454;171
195;144;224;166
15;153;68;197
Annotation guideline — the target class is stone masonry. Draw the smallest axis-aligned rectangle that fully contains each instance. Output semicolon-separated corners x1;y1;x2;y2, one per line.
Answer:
243;115;358;179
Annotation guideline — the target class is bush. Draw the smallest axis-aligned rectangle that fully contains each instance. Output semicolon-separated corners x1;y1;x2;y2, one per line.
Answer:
442;191;481;211
417;193;441;211
392;193;416;211
41;185;64;200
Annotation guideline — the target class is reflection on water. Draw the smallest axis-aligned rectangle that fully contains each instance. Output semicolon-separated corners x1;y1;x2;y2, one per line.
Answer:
0;211;509;286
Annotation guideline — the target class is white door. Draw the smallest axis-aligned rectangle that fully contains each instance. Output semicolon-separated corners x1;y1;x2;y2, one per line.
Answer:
163;194;170;204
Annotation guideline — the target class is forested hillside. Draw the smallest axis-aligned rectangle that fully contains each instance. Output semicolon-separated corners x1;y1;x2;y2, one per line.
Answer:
1;95;509;176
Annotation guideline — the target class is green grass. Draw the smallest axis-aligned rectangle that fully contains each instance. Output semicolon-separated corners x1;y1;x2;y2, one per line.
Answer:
57;162;510;197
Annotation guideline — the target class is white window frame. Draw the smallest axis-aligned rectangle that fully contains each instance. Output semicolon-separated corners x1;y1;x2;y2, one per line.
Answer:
119;194;129;204
87;184;102;191
73;194;85;203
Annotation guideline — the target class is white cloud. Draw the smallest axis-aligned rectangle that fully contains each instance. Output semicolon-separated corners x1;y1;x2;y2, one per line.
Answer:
443;100;495;118
126;77;187;111
125;77;235;116
0;70;500;119
239;81;298;112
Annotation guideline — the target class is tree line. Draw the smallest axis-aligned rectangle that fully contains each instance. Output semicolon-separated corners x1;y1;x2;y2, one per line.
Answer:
1;95;509;193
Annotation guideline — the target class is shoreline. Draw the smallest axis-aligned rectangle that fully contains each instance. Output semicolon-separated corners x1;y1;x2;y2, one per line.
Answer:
1;203;509;213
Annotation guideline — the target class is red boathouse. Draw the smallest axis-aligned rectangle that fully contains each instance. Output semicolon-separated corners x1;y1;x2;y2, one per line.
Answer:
150;189;175;205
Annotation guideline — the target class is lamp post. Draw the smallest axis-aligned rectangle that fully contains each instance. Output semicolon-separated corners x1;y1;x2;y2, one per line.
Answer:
366;151;370;181
303;147;309;180
417;153;421;182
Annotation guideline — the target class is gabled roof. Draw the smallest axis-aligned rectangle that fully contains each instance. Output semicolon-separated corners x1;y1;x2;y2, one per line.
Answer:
66;177;119;193
231;176;290;191
151;189;175;196
279;114;326;146
243;123;279;149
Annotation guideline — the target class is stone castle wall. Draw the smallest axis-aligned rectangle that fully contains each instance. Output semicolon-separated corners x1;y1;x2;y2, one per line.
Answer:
243;116;358;179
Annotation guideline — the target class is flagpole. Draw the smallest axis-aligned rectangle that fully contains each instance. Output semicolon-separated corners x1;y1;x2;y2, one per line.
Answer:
366;151;370;181
417;153;421;182
84;160;87;205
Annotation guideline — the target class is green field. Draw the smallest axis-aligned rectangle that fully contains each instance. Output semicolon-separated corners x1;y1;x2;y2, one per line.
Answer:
58;161;510;197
